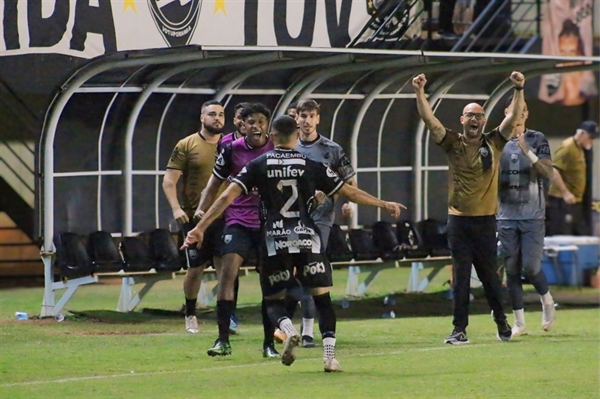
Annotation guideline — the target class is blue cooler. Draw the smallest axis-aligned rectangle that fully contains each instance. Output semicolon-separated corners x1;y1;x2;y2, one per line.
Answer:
543;236;600;286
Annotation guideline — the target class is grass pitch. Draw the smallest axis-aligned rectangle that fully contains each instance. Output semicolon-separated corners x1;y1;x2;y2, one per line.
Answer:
1;268;598;398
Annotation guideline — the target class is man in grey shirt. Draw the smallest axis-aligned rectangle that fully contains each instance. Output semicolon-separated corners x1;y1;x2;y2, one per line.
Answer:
290;99;356;348
497;96;555;337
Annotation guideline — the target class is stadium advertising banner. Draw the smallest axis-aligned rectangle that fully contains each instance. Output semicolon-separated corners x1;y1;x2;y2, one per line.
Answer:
538;0;598;106
0;0;396;59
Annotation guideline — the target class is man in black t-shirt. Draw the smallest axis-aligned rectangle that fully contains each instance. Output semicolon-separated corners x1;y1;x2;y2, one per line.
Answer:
183;115;405;373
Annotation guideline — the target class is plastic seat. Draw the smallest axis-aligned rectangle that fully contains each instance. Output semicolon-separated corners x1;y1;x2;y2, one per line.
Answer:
53;232;95;279
326;224;354;262
417;219;451;257
371;221;405;260
396;220;430;259
120;236;153;272
348;229;380;261
148;229;184;271
87;231;126;272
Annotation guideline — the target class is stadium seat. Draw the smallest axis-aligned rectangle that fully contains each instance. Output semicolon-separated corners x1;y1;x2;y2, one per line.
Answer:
148;228;184;271
417;219;451;257
396;220;430;259
326;224;354;262
348;229;380;261
371;221;405;260
120;236;153;272
53;232;95;278
87;231;126;273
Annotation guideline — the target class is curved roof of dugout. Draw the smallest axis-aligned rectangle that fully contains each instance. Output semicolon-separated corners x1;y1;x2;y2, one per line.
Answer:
40;45;600;256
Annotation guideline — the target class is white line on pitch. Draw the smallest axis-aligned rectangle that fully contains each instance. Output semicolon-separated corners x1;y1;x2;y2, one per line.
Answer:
1;344;491;388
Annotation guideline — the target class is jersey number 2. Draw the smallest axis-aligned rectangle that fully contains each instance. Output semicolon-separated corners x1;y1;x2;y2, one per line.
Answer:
277;179;299;218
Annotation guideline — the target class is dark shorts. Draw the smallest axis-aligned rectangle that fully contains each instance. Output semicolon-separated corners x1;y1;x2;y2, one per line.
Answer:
497;219;545;275
221;224;261;265
260;252;333;297
179;219;225;268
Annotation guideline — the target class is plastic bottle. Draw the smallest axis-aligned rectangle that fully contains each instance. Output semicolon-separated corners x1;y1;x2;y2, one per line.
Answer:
383;296;396;306
15;312;28;320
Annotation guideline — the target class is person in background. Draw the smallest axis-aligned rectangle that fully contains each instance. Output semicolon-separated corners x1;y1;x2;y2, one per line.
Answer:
496;96;556;337
546;121;598;236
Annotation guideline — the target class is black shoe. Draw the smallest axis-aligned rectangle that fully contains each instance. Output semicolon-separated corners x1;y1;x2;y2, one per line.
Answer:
302;335;315;348
444;329;470;345
263;344;280;358
207;339;232;357
492;311;512;342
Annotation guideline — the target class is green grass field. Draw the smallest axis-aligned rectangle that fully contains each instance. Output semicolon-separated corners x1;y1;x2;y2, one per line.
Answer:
1;268;599;398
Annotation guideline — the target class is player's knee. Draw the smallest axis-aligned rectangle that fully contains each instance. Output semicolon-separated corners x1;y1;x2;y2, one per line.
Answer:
186;266;205;281
308;286;330;296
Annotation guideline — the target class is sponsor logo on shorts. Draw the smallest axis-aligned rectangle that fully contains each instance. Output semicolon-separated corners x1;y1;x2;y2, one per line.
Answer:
223;234;232;244
273;220;284;229
293;221;315;235
267;229;291;237
274;239;312;250
303;262;326;276
268;270;291;286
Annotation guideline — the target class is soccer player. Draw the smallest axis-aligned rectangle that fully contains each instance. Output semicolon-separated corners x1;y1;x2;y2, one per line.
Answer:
292;99;356;348
183;115;406;372
197;103;277;358
497;96;556;337
412;71;525;344
162;100;225;334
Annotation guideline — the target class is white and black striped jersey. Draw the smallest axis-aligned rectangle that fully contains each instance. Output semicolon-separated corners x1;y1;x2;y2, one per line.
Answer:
232;148;344;256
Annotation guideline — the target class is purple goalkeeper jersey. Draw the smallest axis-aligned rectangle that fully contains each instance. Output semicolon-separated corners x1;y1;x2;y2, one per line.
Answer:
213;137;274;229
218;131;240;152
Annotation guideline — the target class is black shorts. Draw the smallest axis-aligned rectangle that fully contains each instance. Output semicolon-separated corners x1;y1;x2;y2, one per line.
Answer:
260;252;333;297
179;219;225;268
221;224;262;265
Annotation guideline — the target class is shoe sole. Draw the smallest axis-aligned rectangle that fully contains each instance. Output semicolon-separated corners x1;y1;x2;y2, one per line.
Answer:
263;352;280;359
324;363;343;372
186;329;199;334
496;333;512;342
281;334;301;366
302;342;316;348
207;348;232;357
511;329;528;338
444;339;470;345
274;331;286;343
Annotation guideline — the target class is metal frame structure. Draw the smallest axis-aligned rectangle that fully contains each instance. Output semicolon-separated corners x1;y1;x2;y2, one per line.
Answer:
38;46;600;316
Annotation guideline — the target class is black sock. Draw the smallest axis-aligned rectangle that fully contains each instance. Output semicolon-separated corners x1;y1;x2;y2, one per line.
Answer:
264;299;287;328
313;292;336;338
233;277;240;314
261;299;275;348
185;298;197;317
301;291;316;319
283;295;299;319
216;300;234;341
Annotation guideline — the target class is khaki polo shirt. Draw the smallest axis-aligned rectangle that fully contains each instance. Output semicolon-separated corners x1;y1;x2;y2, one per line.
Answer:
438;128;508;216
548;136;586;202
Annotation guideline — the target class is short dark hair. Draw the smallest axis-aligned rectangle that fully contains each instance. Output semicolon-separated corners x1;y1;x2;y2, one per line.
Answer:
201;100;223;113
287;101;298;111
240;103;271;120
558;19;584;56
296;99;320;115
271;115;298;138
234;102;250;112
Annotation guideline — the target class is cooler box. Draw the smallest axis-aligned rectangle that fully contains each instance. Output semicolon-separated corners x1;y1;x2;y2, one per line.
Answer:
543;236;600;286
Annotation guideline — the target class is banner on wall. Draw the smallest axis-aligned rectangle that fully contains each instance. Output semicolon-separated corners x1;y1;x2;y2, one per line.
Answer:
0;0;417;59
538;0;597;106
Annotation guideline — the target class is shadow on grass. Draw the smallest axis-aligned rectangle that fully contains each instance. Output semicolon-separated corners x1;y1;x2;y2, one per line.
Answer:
70;288;598;325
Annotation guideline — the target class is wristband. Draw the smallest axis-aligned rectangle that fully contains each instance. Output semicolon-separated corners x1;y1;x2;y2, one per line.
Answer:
514;86;524;91
526;150;538;164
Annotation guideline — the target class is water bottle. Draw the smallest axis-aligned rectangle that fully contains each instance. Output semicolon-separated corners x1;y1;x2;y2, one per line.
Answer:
381;311;396;319
15;312;28;320
341;300;350;309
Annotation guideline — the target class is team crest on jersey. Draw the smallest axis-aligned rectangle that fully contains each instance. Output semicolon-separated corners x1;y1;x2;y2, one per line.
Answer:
223;234;232;244
479;147;489;158
510;153;519;163
326;167;338;178
147;0;202;47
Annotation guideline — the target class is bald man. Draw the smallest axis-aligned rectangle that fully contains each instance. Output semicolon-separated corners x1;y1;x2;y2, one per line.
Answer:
412;71;526;345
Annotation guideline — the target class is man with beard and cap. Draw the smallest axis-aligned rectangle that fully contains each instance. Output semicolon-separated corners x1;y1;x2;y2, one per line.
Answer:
162;100;226;334
412;71;526;345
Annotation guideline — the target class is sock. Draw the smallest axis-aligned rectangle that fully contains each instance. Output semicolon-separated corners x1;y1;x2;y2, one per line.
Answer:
528;271;550;298
301;291;316;319
265;299;288;329
302;318;314;338
233;276;240;313
323;337;336;359
312;292;336;337
540;292;554;306
283;295;299;320
513;308;525;326
261;299;275;348
279;316;299;337
185;298;197;317
216;300;234;341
